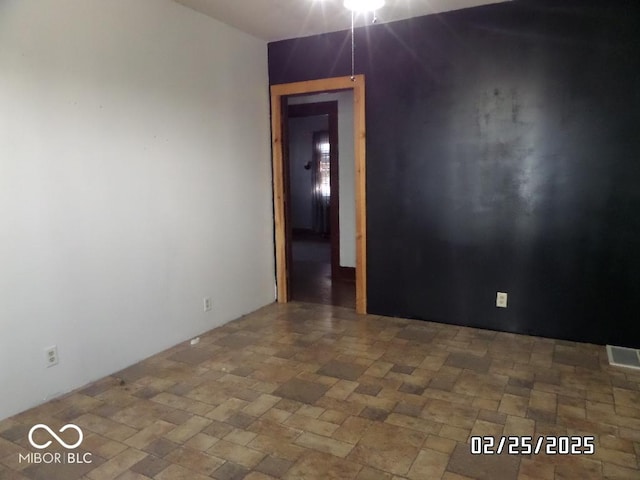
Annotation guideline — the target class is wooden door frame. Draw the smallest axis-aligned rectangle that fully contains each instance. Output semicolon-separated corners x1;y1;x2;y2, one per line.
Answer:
271;75;367;314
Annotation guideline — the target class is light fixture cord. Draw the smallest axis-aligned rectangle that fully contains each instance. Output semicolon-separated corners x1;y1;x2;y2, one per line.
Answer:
350;10;355;81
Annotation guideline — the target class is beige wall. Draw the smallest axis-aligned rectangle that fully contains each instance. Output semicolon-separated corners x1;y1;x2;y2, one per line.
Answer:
0;0;274;420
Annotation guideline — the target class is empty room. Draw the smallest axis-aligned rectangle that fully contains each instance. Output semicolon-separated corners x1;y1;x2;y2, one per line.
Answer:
1;0;639;479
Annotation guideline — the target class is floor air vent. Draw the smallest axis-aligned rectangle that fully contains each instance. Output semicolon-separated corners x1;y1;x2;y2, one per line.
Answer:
606;345;640;370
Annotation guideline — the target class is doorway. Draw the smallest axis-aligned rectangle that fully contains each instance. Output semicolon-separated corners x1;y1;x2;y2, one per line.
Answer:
286;99;354;308
270;75;367;314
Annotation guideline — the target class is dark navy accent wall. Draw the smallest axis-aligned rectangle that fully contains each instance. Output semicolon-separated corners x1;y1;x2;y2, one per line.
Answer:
268;0;640;347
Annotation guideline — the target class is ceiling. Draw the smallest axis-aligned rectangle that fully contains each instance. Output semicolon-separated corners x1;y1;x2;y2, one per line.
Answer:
174;0;511;42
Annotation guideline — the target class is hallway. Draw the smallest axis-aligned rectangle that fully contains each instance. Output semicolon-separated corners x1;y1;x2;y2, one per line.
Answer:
290;233;355;309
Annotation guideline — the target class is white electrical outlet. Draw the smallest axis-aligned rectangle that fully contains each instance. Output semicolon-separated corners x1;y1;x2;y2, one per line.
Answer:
203;297;212;312
45;346;59;368
496;292;508;308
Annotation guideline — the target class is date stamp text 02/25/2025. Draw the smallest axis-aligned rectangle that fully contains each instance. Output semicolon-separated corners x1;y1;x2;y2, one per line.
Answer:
470;436;596;456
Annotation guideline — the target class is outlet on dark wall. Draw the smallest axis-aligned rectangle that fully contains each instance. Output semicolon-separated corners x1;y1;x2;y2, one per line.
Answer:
268;0;640;347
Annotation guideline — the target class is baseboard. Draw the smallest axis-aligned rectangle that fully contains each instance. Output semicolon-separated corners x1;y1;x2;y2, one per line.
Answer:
335;266;355;283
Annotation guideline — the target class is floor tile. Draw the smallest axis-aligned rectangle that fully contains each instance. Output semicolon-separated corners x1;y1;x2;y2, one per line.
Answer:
284;451;363;480
130;454;169;477
273;378;329;405
0;302;638;480
317;361;368;382
446;442;520;480
254;454;294;477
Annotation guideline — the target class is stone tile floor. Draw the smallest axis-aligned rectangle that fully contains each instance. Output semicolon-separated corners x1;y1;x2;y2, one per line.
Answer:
1;302;639;479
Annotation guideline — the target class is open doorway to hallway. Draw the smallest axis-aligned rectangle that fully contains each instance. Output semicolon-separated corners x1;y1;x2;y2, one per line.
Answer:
271;75;367;314
286;91;355;308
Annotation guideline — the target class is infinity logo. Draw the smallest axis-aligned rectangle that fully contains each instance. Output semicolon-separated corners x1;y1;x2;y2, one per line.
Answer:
28;424;83;450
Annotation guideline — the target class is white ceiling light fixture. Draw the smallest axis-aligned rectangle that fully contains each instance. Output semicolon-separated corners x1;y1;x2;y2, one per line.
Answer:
344;0;385;12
